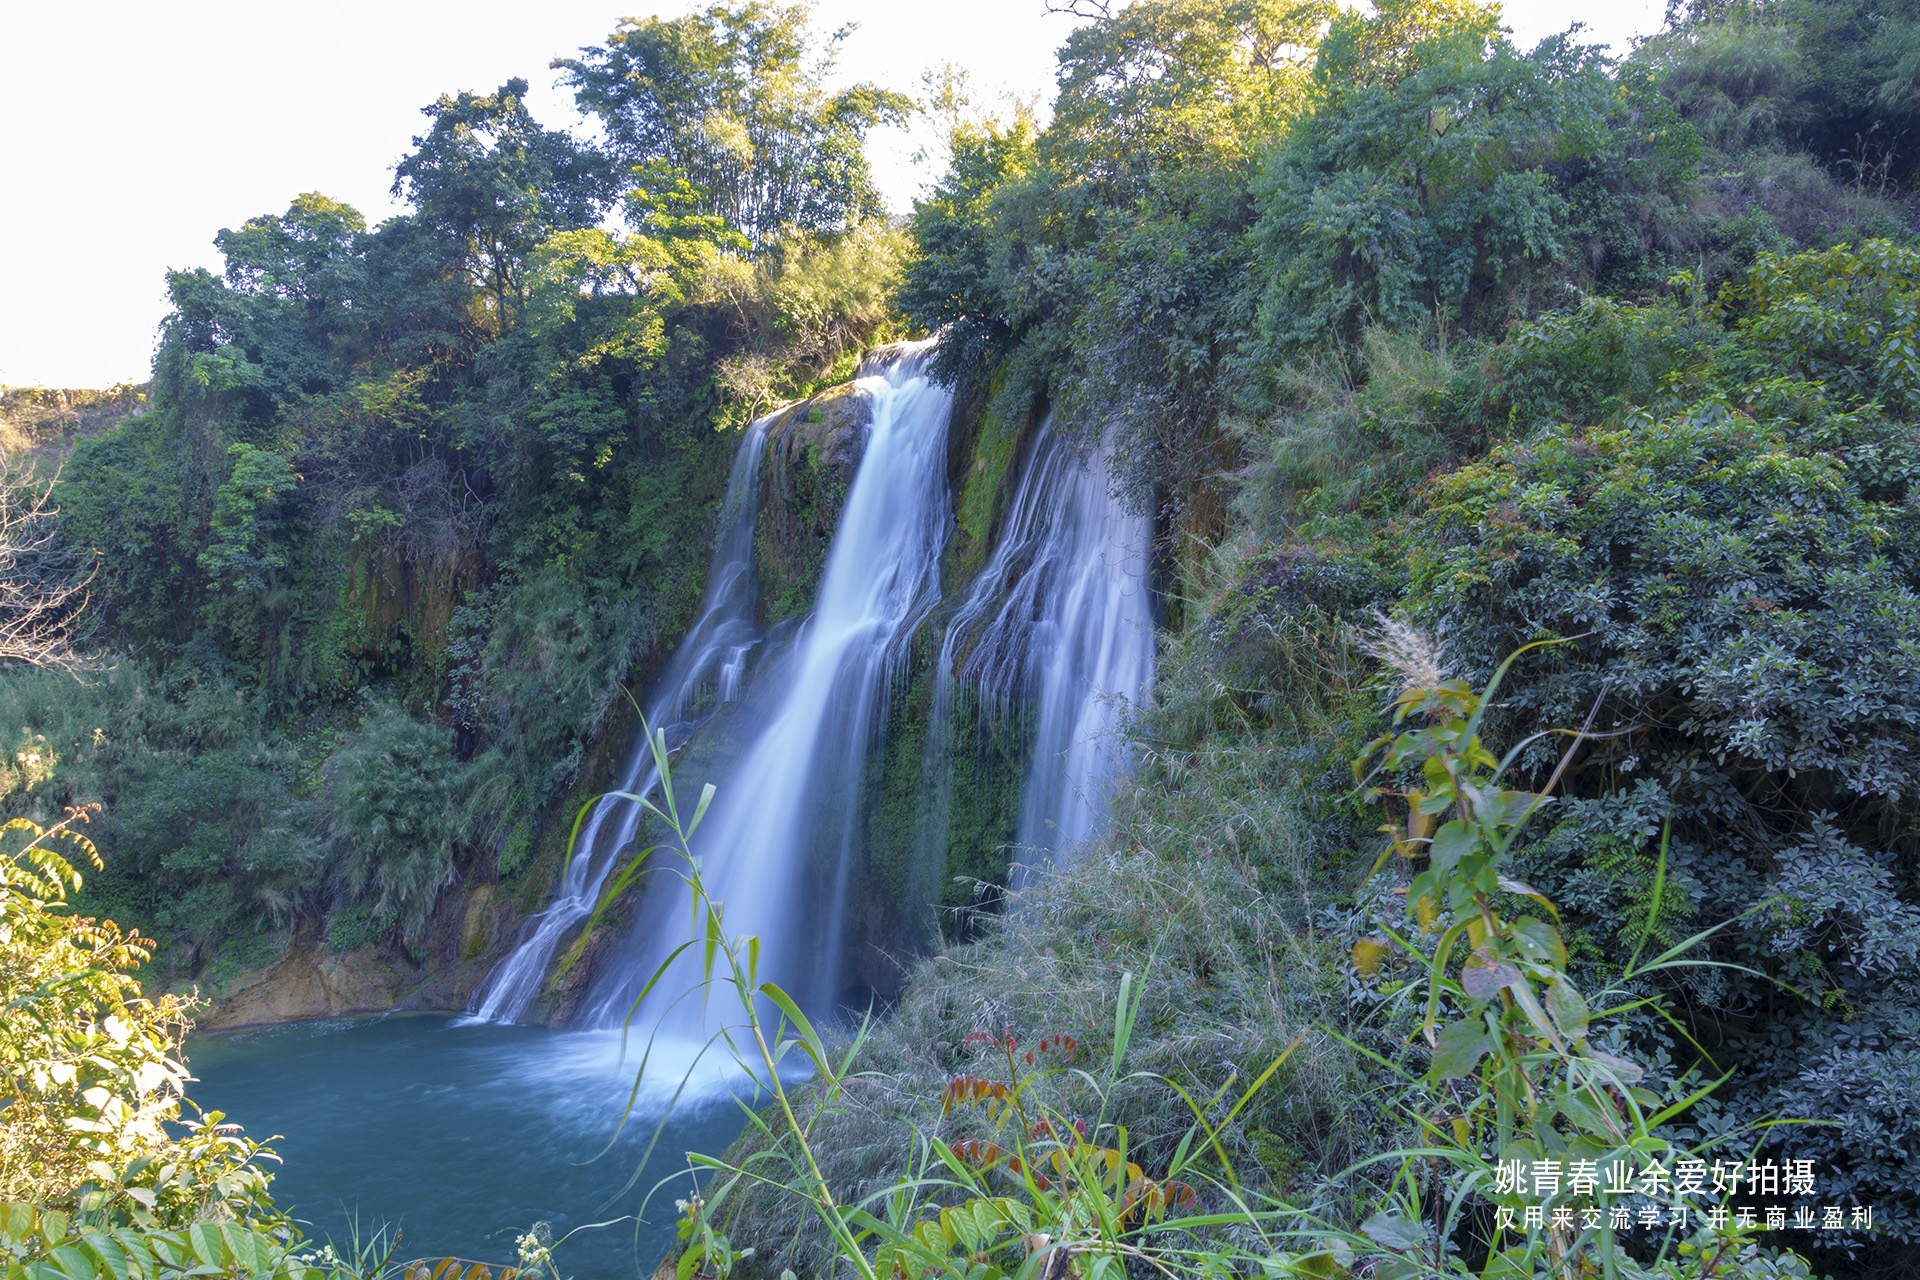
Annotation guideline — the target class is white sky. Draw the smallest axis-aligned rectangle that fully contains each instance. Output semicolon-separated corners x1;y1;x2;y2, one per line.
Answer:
0;0;1664;389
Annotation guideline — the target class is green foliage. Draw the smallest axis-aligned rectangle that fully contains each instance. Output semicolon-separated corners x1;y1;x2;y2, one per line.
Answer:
0;812;288;1226
392;78;609;331
1327;656;1818;1278
321;702;464;945
0;667;316;949
555;3;911;247
1649;0;1920;189
1234;326;1490;536
460;574;652;807
1172;239;1920;1263
324;904;377;956
0;1203;322;1280
1252;17;1699;360
199;445;300;592
37;0;909;975
1047;0;1332;195
702;221;911;414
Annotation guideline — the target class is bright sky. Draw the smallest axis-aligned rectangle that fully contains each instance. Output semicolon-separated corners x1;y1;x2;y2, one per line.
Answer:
0;0;1664;389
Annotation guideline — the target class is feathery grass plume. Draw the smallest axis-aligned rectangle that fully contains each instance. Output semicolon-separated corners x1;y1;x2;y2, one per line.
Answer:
1354;611;1448;698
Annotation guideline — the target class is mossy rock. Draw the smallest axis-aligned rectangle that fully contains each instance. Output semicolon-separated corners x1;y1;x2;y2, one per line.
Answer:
756;382;872;623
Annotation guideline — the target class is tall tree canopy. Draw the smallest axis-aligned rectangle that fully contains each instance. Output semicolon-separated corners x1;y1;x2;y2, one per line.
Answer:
556;3;912;247
392;78;611;332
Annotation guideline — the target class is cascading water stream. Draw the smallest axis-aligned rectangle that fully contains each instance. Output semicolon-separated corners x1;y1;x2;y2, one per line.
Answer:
466;414;772;1024
919;421;1155;886
577;341;954;1030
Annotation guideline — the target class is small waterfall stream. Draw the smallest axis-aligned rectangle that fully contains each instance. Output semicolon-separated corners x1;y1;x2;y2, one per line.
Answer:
919;421;1155;889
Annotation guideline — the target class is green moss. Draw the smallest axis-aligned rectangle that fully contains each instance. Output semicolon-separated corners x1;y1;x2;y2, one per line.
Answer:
757;438;849;622
934;691;1028;915
853;644;1032;975
861;649;938;918
756;392;864;625
943;369;1032;588
497;807;535;880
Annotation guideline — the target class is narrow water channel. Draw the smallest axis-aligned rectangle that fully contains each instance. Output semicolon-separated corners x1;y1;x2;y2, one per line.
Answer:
186;1015;747;1276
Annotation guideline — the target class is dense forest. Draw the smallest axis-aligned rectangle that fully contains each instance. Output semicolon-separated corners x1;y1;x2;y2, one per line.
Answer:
4;0;1920;1276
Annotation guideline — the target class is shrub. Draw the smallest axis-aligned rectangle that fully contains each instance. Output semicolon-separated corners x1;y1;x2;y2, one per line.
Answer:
322;700;464;944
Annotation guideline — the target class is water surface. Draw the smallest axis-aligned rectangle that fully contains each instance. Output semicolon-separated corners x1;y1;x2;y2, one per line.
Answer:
187;1014;747;1277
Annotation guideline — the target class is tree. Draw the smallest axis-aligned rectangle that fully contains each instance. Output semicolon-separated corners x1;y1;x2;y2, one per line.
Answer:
1046;0;1334;195
556;3;911;247
0;458;91;673
392;78;609;333
197;443;301;593
214;191;367;325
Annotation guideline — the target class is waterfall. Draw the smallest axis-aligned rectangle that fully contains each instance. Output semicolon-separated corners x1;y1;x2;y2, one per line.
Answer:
575;340;954;1029
465;413;772;1024
474;348;1156;1038
920;421;1155;890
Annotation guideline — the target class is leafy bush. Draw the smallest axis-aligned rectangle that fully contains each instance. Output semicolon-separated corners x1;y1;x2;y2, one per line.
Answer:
322;701;465;945
1191;241;1920;1261
1251;16;1701;362
0;810;290;1229
0;666;318;950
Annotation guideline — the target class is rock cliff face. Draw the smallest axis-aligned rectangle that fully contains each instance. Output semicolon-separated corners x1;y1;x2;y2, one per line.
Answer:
0;384;148;456
197;881;517;1029
754;380;871;623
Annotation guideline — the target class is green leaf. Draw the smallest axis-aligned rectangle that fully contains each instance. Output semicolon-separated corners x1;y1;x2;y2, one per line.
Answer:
1359;1211;1425;1252
1510;917;1565;969
1497;876;1558;919
1509;976;1565;1051
1284;1248;1350;1279
1427;820;1474;874
79;1234;129;1280
688;781;717;837
1582;1047;1645;1085
46;1245;97;1280
1480;1244;1535;1280
1545;977;1589;1037
759;982;829;1074
1111;970;1144;1075
0;1203;35;1243
188;1221;228;1266
1430;1019;1494;1080
1554;1082;1616;1136
225;1226;273;1277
